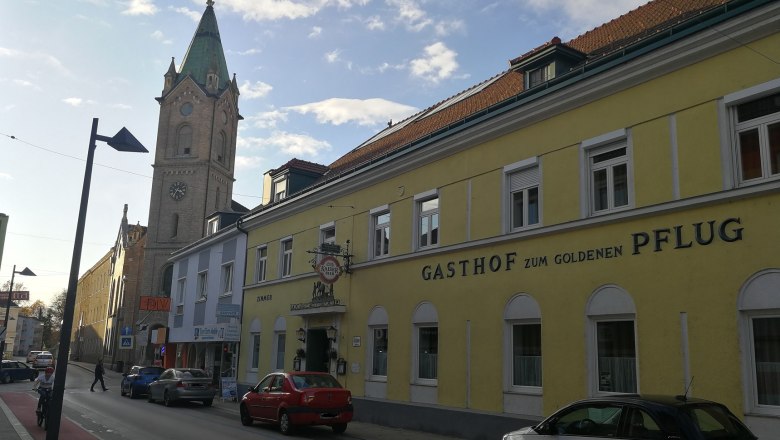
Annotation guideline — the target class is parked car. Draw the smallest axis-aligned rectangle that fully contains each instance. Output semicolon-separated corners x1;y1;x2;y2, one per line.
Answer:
32;352;54;369
121;365;165;399
502;395;757;440
1;360;38;383
240;371;353;435
26;350;45;363
147;368;215;407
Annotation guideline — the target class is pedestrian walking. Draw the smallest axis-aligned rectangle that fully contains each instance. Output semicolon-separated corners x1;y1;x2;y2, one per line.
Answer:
90;358;108;392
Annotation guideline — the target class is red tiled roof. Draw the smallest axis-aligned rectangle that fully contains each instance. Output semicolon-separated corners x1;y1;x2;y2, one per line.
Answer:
324;0;731;178
268;158;329;176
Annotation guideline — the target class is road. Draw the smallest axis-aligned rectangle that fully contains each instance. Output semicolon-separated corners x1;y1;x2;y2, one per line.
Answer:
0;361;377;440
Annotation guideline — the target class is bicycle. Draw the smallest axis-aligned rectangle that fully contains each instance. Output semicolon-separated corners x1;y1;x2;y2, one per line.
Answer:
35;387;52;430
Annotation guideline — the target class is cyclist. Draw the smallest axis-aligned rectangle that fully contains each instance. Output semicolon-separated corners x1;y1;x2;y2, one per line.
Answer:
33;367;55;414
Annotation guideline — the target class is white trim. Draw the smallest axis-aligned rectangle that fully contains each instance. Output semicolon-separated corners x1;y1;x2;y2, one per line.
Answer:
581;128;627;150
319;221;335;230
503;156;539;173
414;189;438;201
723;77;780;105
369;205;389;215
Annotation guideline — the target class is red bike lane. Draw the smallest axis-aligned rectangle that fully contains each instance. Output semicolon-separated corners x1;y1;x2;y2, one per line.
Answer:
0;391;97;440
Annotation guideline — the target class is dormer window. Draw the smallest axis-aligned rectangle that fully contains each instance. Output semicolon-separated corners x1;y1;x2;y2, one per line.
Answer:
207;218;219;235
527;63;555;89
207;73;218;89
272;176;287;202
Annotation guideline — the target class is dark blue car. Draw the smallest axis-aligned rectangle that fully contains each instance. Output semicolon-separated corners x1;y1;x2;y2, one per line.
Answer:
120;366;165;398
1;360;38;383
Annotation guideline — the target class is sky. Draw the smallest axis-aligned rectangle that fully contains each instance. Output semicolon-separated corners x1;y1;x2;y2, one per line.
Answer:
1;0;646;307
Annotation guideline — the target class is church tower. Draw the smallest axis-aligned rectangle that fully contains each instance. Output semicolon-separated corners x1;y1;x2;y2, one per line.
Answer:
139;1;240;357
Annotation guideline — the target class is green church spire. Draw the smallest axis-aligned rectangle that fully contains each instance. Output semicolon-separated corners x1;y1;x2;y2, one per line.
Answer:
177;1;230;92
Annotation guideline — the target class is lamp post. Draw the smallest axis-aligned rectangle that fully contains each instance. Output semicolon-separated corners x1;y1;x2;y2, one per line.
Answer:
47;118;147;439
1;265;36;364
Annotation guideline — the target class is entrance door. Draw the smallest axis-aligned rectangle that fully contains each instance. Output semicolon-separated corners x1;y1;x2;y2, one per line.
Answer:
305;329;329;372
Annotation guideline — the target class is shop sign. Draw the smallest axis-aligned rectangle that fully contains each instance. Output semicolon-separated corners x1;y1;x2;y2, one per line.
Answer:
139;296;171;311
216;303;240;317
290;281;341;311
0;291;29;301
193;323;240;342
420;217;744;281
315;255;342;284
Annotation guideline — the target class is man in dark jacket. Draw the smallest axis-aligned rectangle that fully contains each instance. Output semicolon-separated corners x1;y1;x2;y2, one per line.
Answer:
90;358;108;392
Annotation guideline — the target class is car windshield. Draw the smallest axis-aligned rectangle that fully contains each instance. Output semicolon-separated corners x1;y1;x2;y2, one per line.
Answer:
140;368;164;375
178;369;207;378
683;404;755;440
291;374;342;389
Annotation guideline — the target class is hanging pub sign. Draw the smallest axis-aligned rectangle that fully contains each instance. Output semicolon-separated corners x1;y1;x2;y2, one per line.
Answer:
316;255;342;284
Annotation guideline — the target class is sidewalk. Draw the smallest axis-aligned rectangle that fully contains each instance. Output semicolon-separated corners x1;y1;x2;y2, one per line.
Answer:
1;361;465;440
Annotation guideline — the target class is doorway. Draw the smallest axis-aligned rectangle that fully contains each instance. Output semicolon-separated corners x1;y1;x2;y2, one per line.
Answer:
305;328;329;372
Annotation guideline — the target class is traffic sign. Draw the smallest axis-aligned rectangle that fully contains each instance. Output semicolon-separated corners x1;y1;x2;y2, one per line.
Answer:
120;335;134;349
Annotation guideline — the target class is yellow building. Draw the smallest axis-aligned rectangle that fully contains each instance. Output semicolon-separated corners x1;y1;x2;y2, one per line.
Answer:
240;1;780;438
72;250;112;364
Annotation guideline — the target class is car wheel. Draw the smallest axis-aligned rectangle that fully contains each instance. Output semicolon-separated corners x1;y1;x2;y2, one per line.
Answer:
1;374;10;384
163;390;174;407
240;404;253;426
279;411;293;436
202;399;213;407
129;386;137;399
147;391;155;403
332;423;348;434
120;384;126;396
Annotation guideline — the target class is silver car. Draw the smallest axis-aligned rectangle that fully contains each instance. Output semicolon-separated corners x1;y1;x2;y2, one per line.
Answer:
147;368;216;407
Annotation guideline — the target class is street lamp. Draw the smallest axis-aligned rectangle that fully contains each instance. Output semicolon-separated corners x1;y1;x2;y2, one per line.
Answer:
1;265;36;363
47;118;147;440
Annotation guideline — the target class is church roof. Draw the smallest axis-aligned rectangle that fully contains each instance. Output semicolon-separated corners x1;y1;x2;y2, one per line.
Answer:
177;1;230;91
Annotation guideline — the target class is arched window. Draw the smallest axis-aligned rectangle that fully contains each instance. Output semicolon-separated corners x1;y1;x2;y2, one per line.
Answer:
586;285;637;395
172;213;179;238
216;131;226;163
177;125;192;156
412;302;438;384
273;317;287;371
368;307;389;379
504;294;542;389
161;265;173;297
739;269;780;416
249;318;262;371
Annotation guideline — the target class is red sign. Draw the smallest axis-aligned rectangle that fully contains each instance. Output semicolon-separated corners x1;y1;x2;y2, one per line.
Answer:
315;256;342;284
0;291;30;301
139;296;171;311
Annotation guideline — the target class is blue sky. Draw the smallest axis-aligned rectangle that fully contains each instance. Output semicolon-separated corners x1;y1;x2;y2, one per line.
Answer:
1;0;645;305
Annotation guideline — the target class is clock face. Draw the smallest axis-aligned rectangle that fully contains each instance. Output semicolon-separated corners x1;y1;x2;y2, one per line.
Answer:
180;102;193;116
169;181;187;201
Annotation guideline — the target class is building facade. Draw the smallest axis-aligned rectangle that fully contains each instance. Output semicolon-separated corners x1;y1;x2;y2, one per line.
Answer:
72;250;112;364
238;1;780;439
138;1;241;365
13;315;43;356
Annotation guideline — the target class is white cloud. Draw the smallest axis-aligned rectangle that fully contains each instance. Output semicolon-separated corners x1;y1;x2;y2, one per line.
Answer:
2;104;16;112
121;0;158;16
324;50;341;64
0;47;72;77
365;15;385;31
388;0;432;32
150;30;172;44
110;103;133;110
0;172;12;180
219;0;368;21
239;80;273;99
286;98;418;127
13;79;41;91
63;98;84;107
309;26;323;38
521;0;646;36
235;155;263;169
244;131;331;157
171;6;201;21
231;48;262;56
434;19;464;36
409;42;458;83
245;109;288;129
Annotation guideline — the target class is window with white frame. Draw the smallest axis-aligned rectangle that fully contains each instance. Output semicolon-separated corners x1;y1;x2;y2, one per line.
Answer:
255;246;267;283
589;142;629;214
272;176;287;202
526;62;554;89
412;303;438;384
251;333;260;371
372;327;388;376
318;223;336;263
596;320;637;393
738;270;780;416
371;207;390;258
197;271;208;300
505;159;540;231
275;333;286;370
732;91;780;183
280;238;293;277
207;218;219;236
176;278;185;315
587;286;637;395
415;191;439;249
417;327;438;380
220;262;233;294
512;323;542;387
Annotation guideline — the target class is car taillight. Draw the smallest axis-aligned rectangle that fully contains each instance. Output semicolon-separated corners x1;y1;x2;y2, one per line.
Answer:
347;394;352;404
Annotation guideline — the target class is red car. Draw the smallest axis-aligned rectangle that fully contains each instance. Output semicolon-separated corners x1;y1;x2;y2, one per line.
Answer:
240;371;353;435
